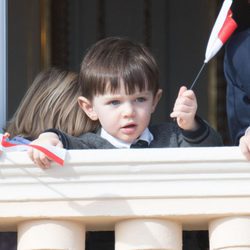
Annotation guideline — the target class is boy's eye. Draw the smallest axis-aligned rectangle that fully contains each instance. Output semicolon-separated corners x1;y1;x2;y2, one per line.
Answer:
108;100;120;105
135;97;146;103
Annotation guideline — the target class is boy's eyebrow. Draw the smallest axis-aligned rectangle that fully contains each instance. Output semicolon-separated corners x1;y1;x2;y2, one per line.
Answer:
132;91;152;96
103;91;151;98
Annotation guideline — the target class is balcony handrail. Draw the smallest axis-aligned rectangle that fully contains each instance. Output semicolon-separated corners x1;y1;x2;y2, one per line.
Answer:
0;146;249;231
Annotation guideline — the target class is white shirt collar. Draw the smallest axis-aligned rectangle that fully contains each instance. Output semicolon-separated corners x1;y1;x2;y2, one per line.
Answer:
100;127;153;148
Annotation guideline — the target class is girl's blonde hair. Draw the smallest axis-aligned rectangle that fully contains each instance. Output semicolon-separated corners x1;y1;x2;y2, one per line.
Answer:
5;68;99;139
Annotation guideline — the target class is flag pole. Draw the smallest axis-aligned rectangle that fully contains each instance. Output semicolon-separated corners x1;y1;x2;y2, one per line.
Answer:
189;63;206;90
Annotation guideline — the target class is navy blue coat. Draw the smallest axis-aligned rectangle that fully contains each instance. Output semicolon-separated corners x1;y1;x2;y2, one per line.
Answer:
224;28;250;145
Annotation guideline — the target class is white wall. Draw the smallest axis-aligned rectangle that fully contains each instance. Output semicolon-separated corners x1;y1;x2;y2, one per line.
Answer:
0;0;7;130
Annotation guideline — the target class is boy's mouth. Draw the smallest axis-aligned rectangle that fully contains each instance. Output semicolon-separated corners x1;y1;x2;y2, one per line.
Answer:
122;123;136;129
121;123;137;134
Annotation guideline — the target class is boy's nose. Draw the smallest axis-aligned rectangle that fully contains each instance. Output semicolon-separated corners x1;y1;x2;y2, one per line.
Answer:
122;102;135;117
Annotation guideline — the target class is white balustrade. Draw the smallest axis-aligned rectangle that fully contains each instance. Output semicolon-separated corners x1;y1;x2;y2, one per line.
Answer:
0;146;249;249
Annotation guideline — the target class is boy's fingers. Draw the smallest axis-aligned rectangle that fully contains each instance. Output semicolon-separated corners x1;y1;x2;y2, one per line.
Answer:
170;112;175;118
56;140;63;148
178;86;187;97
28;148;51;169
32;150;43;168
171;104;195;120
40;154;52;168
35;152;51;169
27;148;34;162
175;92;196;107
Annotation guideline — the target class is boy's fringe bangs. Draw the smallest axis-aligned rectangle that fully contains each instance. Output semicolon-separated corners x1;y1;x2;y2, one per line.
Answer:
93;65;151;96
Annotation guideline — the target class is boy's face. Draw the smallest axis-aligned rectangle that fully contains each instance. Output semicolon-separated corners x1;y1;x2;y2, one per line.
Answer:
79;83;162;143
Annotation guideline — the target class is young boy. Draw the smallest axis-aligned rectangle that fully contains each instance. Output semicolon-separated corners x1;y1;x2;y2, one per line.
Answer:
28;37;223;168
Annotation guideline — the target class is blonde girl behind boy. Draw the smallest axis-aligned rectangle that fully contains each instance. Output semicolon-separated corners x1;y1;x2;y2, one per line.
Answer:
4;68;99;140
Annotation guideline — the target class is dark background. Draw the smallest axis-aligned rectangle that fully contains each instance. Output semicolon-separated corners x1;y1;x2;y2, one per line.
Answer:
8;0;239;144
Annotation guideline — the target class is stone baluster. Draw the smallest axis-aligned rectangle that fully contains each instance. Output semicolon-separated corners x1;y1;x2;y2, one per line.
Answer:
18;220;85;250
209;216;250;250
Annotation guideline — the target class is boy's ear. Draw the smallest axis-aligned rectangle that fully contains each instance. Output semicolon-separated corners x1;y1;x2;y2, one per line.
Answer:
78;96;98;121
151;89;163;113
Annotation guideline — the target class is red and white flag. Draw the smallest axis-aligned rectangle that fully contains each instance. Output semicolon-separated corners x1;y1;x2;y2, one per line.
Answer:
0;134;66;166
205;0;237;63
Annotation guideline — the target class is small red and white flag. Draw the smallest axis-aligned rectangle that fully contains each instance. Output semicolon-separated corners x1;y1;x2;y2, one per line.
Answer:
205;0;237;63
0;134;66;166
190;0;237;89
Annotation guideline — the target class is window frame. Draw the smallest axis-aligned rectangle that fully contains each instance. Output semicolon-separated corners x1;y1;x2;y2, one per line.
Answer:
0;0;7;131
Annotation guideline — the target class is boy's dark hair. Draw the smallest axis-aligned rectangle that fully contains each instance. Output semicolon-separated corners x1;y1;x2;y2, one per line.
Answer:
79;37;159;100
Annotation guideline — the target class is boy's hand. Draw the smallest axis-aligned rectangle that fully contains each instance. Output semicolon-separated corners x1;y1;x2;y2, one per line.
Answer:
170;86;198;131
27;132;63;169
239;132;250;161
